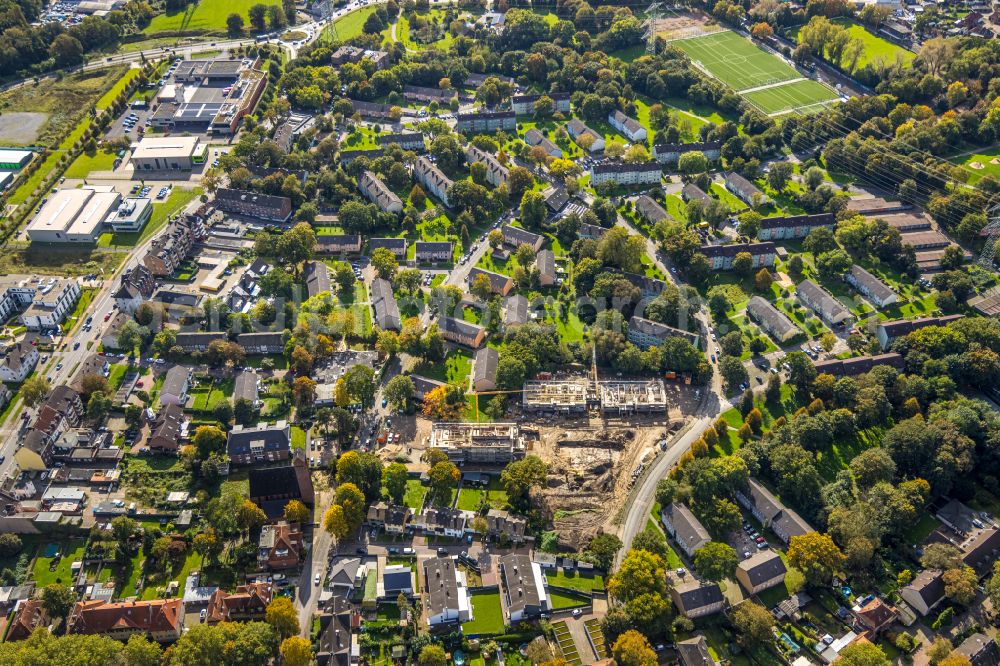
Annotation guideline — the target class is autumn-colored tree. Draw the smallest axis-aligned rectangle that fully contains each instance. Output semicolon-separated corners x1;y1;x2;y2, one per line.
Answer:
754;268;773;292
290;345;314;374
788;532;846;585
292;376;317;407
607;549;666;602
691;437;709;457
237;500;268;532
323;504;349;539
612;629;657;666
745;408;763;433
738;423;752;442
283;500;310;524
280;636;313;666
751;22;774;39
334;483;366;529
265;596;299;639
421;384;466;420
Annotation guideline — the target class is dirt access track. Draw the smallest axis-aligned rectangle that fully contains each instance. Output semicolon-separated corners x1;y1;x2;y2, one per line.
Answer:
529;417;670;551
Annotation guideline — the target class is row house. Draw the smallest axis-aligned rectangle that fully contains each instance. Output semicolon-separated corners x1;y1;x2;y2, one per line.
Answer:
536;249;556;287
608;110;647;142
499;554;550;623
661;503;711;558
367;237;407;258
415;241;453;263
724;172;767;206
589;162;661;186
142;216;201;276
455;110;516;133
424;556;472;626
652;141;721;164
371;278;401;331
628;316;700;350
635;195;669;223
747;296;798;343
68;599;183;642
206;583;272;624
439;316;486;348
316;235;363;255
112;265;156;314
845;265;897;309
466;144;509;187
418;506;469;538
813;353;905;377
403;85;456;104
682;182;711;204
671;580;725;619
237;331;286;354
511;92;571;115
380;132;425;151
735;550;787;594
304;260;331;298
215;188;292;222
159;365;192;407
485;508;527;543
468;267;514;296
501;224;544;252
699;242;776;271
174;331;227;352
366;501;412;534
331;46;389;68
876;314;964;351
796;279;853;328
358;171;403;214
349;98;394;119
413;156;453;206
757;213;835;241
736;478;814;544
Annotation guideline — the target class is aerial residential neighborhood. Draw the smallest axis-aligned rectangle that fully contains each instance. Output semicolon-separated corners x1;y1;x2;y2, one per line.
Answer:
0;0;997;665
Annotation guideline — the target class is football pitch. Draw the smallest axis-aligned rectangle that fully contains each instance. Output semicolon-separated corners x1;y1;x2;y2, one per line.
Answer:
671;30;840;116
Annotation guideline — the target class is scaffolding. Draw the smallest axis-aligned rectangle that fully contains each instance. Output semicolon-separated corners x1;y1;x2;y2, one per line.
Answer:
522;381;592;413
597;380;668;415
429;423;525;464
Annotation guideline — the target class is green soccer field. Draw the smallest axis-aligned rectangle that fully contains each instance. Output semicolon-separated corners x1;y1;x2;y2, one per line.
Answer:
672;30;839;115
743;79;842;116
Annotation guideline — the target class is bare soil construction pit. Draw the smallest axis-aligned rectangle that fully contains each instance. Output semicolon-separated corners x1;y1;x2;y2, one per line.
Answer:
530;423;667;550
653;11;719;41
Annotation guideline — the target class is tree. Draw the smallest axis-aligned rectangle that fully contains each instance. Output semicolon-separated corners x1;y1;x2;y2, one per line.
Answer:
500;455;548;508
336;451;383;504
520;190;547;228
418;644;448;666
22;375;51;408
751;22;774;39
816;249;852;281
428;461;460;501
371;247;399;280
283;500;310;524
41;584;75;621
788;532;845;585
382;462;408;504
719;331;744;357
193;425;227;459
323;504;349;539
234;397;257;426
693;542;738;581
738;211;762;238
786;352;817;393
612;630;657;666
678;151;709;174
470;273;494;301
168;622;278;665
834;641;890;666
0;533;22;557
598;226;644;272
767;162;794;193
343;365;376;407
942;566;977;605
718;356;748;391
192;529;221;564
422;384;467;420
732;251;754;277
383;375;414;410
265;596;299;640
921;543;962;570
237;500;268;532
587;532;623;570
111;515;139;559
608;549;666;601
731;601;775;648
123;634;163;666
49;33;84;67
226;12;245;35
754;268;773;292
279;637;313;666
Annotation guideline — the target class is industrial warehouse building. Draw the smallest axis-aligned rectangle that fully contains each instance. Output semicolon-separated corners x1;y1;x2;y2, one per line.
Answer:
27;186;121;243
130;136;206;171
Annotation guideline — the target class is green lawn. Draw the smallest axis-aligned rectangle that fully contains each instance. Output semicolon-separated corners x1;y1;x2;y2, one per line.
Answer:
144;0;282;36
412;348;472;385
64;149;118;179
672;30;800;91
950;145;1000;184
33;540;87;588
62;287;96;334
549;590;590;610
321;5;378;43
462;590;505;635
791;19;914;73
456;478;508;511
96;69;142;110
291;426;306;450
545;569;605;592
744;78;840;116
403;479;427;510
97;187;202;248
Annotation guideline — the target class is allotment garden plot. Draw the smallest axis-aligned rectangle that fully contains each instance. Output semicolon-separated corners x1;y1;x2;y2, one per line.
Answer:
671;30;840;116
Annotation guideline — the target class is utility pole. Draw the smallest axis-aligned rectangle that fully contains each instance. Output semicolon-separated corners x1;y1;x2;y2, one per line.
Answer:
644;2;662;56
979;203;1000;270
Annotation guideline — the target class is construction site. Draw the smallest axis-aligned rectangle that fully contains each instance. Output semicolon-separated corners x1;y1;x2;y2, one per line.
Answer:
522;379;668;415
427;422;527;465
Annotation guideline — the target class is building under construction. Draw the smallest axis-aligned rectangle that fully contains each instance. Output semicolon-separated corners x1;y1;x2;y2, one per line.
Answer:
522;380;594;414
597;380;668;415
429;423;526;465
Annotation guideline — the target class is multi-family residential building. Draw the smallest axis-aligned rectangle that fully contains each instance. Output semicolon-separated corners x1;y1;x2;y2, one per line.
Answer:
367;238;407;257
757;213;835;241
316;235;363;254
237;332;286;354
5;599;47;642
424;556;472;626
796;280;853;328
15;385;84;471
349;98;394;119
380;132;425;151
845;265;898;309
439;316;486;348
899;569;945;616
142;216;201;276
415;241;453;263
68;599;183;642
635;195;669;223
589;162;661;186
747;296;798;342
565;119;605;153
466;145;509;187
159;366;193;406
332;45;390;68
205;583;272;624
403;85;456;104
234;370;259;405
499;554;550;622
468;267;514;296
876;314;964;350
485;508;527;543
505;294;529;328
258;521;304;570
622;271;668;299
628;316;700;350
370;278;401;331
358;171;403;214
955;634;1000;666
677;636;719;666
682;182;711;203
699;242;776;270
366;502;412;534
148;403;185;453
248;452;315;519
652;141;722;164
112;265;156;314
578;223;607;241
736;479;814;544
670;580;725;618
304;260;331;298
316;598;358;666
472;347;499;392
536;249;556;286
724;171;767;205
215;188;292;222
413;156;454;206
735;551;787;594
512;92;571;115
0;341;38;383
174;331;227;352
14;277;82;331
419;506;469;538
813;353;905;377
524;129;563;158
661;503;711;558
608;110;647;142
227;421;291;466
455;110;516;132
502;224;544;252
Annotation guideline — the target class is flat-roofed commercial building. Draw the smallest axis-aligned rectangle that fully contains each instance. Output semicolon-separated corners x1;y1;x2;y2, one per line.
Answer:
131;136;205;171
0;149;32;170
27;187;121;243
103;198;153;233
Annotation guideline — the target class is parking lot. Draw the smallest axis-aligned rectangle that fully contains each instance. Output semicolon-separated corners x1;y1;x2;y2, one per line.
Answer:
729;517;772;561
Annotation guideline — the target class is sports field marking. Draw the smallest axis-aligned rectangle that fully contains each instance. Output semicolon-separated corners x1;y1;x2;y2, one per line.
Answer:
740;77;807;95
